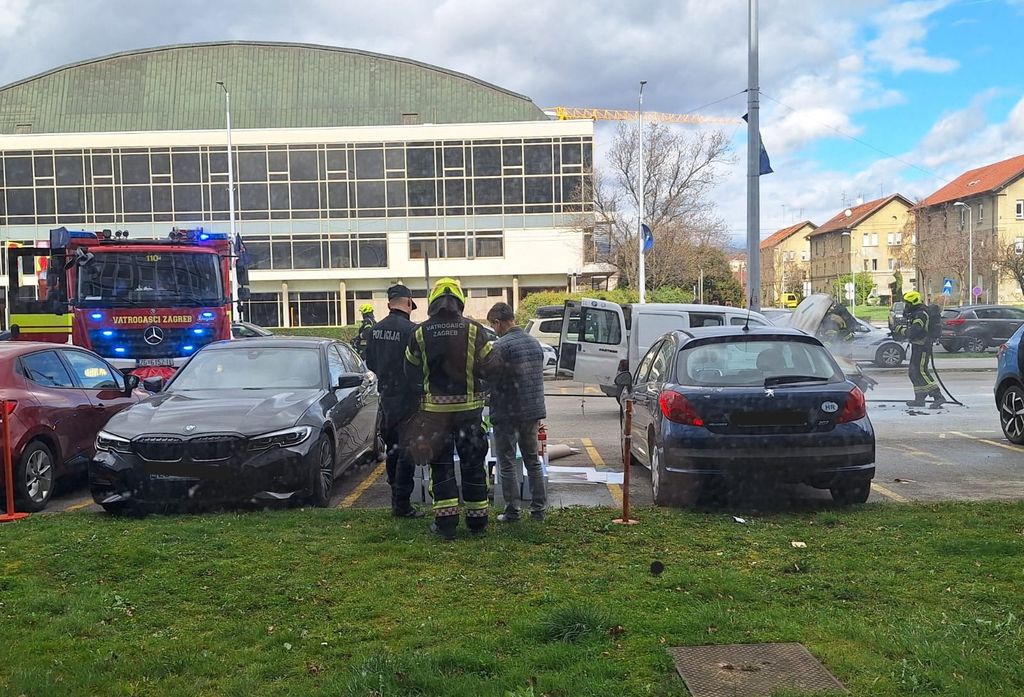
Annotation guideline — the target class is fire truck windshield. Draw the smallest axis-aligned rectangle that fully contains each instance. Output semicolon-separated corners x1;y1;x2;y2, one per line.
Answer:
76;251;223;308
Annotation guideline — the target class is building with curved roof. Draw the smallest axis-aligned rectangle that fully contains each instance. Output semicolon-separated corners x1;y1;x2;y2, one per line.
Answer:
0;41;546;134
0;42;593;329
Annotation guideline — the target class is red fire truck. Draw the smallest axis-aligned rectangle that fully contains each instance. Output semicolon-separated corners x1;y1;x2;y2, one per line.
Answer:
6;227;250;378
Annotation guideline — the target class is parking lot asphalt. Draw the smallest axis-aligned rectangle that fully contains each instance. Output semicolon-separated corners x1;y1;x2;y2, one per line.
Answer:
31;361;1024;516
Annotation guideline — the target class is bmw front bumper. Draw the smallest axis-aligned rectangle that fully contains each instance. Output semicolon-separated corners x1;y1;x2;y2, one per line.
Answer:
89;437;319;507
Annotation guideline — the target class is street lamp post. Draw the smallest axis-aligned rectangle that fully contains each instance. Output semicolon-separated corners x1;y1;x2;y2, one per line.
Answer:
215;81;239;312
953;201;973;305
637;80;647;304
842;231;858;318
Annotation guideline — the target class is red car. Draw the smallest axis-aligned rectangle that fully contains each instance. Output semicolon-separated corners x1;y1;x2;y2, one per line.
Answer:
0;342;141;511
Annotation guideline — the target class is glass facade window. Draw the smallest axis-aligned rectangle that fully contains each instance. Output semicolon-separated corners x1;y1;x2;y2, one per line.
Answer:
243;292;281;327
243;233;387;271
288;291;342;327
0;136;591;226
408;230;504;259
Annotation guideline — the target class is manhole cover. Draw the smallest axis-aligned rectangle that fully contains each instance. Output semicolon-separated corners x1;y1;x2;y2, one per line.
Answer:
668;643;847;696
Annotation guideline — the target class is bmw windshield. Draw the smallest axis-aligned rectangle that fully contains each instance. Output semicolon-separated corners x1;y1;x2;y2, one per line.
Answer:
77;251;223;308
168;347;323;391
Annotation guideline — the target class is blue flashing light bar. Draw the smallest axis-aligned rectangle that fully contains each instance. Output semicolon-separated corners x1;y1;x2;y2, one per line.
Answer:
199;311;215;320
101;330;114;337
192;328;205;335
182;345;195;352
114;347;126;354
90;312;103;321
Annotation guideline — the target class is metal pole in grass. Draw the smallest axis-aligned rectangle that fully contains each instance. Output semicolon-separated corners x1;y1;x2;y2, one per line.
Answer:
613;399;638;525
0;400;29;522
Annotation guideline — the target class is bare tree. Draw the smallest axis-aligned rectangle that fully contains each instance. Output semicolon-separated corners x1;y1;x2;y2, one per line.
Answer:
913;206;997;304
594;122;733;289
996;242;1024;297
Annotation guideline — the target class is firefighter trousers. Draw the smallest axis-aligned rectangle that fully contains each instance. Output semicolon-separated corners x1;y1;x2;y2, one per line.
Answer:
909;343;939;398
403;408;489;535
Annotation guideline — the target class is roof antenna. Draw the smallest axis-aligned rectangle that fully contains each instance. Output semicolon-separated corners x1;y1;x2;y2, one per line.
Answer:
743;293;753;332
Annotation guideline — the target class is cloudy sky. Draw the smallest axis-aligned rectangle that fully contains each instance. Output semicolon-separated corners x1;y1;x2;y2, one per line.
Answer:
0;0;1021;244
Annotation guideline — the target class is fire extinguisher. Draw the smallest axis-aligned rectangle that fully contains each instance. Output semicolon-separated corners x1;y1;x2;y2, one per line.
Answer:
538;422;548;472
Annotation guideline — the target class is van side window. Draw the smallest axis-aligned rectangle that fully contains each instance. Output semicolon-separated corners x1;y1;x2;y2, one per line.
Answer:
690;313;725;328
580;307;621;345
730;316;766;326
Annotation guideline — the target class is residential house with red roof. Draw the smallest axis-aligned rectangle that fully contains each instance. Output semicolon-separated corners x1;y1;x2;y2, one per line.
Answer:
914;154;1024;304
808;194;915;304
759;220;816;305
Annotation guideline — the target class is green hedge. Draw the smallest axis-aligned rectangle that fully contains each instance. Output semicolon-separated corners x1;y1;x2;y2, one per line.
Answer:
267;325;360;342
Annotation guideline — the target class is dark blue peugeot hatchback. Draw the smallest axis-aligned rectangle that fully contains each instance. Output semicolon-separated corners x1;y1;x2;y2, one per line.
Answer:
619;326;875;506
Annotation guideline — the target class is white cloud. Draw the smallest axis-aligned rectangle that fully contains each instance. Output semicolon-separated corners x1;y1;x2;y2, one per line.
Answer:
0;0;29;40
866;0;959;74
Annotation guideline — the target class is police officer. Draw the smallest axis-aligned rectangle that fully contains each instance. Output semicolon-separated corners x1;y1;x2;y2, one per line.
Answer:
893;291;945;408
403;278;493;541
352;304;376;357
364;285;423;518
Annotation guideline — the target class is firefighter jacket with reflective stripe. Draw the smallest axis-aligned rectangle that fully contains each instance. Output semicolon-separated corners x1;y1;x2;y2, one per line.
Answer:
404;311;493;412
896;305;930;346
363;309;418;411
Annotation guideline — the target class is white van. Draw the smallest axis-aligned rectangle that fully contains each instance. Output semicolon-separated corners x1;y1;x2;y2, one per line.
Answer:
556;298;771;395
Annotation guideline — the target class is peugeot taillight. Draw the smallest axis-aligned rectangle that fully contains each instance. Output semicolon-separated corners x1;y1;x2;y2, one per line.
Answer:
836;387;866;423
944;318;966;327
658;391;704;426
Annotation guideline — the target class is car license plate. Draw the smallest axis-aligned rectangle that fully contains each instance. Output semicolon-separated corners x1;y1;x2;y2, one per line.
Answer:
136;358;175;367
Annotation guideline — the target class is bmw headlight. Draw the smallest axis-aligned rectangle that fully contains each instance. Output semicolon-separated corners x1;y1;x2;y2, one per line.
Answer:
248;426;313;450
96;430;131;453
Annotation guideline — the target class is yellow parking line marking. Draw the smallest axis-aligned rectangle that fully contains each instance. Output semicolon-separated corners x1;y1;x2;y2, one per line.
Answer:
886;443;944;464
581;437;622;504
870;482;909;503
338;462;386;508
64;498;95;512
949;431;1024;454
581;437;605;466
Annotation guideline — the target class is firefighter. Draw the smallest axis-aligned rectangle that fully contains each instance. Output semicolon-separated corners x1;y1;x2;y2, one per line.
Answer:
352;303;376;357
364;284;423;518
403;278;493;541
893;291;945;408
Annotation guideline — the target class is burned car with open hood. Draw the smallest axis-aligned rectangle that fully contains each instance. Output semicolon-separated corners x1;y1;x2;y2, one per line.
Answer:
788;294;906;368
89;337;379;513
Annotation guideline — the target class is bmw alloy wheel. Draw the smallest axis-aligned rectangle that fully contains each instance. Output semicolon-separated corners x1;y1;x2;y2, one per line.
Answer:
318;438;334;496
999;386;1024;444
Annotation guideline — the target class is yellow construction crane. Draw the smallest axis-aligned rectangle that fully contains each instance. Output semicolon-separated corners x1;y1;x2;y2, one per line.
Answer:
545;106;737;125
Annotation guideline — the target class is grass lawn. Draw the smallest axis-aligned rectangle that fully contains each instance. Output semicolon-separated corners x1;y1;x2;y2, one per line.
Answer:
849;306;890;322
2;504;1023;696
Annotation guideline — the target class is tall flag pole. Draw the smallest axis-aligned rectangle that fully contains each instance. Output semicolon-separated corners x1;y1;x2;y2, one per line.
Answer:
746;0;761;311
638;80;648;303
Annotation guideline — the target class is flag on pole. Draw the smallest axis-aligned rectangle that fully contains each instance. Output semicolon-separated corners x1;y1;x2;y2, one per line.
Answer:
741;113;773;175
641;223;654;253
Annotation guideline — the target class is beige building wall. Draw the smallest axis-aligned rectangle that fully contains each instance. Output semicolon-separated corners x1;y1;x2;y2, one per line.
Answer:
810;198;914;301
760;223;812;305
915;182;1024;305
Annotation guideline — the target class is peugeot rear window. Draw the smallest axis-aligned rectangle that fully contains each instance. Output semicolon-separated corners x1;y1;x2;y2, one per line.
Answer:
677;339;844;387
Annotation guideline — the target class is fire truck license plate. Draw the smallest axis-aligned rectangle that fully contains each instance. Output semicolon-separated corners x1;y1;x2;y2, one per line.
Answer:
136;358;175;367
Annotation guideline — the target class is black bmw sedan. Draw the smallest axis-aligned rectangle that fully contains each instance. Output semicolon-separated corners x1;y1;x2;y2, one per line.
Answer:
619;326;875;507
90;337;380;513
